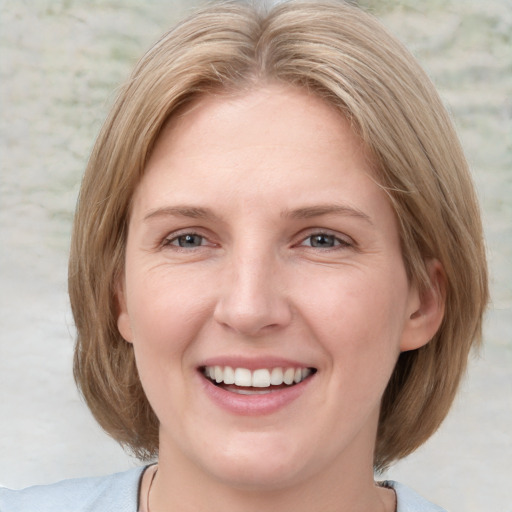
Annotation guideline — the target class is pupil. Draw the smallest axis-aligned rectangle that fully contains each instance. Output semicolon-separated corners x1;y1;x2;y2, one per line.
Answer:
178;234;202;247
311;234;334;247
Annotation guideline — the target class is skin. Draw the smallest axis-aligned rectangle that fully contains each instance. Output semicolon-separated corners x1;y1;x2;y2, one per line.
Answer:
117;84;444;512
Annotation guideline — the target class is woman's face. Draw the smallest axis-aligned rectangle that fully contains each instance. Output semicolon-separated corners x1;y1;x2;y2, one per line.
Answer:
118;84;426;490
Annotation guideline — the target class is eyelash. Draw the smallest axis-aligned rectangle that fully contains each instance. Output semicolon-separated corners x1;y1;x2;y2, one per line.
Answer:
162;230;354;252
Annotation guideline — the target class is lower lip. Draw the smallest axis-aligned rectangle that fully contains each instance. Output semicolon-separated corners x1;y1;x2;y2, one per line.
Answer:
199;373;314;416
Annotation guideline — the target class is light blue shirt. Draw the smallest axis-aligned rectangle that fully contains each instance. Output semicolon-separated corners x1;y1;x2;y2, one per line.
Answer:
0;467;447;511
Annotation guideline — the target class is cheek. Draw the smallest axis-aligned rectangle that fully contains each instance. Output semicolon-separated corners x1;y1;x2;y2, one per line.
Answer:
298;266;409;373
123;267;220;405
124;271;215;415
126;263;211;337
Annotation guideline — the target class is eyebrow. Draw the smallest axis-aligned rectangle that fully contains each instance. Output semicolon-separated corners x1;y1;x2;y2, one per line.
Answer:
143;203;373;225
143;206;221;222
282;204;373;225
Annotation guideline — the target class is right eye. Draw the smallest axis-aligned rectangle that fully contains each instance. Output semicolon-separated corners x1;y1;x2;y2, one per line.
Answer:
166;233;206;248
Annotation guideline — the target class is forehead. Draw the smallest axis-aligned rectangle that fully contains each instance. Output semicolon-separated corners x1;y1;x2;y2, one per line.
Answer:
132;84;386;218
198;85;356;139
149;84;372;176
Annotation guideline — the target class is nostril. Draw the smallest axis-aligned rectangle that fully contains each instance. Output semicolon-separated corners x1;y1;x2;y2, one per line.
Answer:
212;277;293;336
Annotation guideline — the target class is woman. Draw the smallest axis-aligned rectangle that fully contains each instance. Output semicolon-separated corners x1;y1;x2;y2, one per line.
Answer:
0;1;488;511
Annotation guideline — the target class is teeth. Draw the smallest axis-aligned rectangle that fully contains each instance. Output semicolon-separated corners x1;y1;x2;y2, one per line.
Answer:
270;367;284;385
203;365;313;388
252;369;270;387
234;368;252;387
223;366;235;385
283;368;295;385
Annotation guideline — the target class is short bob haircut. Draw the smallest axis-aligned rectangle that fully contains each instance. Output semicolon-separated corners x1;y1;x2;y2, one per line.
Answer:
69;0;488;471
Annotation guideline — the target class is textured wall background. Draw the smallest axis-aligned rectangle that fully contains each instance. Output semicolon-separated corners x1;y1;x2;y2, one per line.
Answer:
1;1;511;510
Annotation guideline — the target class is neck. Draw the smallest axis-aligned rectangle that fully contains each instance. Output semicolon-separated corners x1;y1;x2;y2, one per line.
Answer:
150;438;393;512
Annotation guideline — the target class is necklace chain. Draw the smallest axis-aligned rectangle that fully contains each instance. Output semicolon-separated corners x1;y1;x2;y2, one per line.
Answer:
146;465;158;512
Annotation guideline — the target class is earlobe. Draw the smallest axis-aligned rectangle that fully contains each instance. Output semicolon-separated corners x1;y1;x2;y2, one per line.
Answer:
400;259;446;352
116;281;133;343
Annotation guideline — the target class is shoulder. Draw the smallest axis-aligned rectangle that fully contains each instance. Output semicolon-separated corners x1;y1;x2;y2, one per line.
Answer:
0;466;145;512
383;480;447;512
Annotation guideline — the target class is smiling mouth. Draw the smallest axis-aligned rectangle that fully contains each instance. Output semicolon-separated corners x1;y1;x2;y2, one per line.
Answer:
202;366;317;395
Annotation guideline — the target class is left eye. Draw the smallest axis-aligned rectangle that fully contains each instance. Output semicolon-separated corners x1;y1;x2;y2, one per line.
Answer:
169;234;205;248
302;234;346;248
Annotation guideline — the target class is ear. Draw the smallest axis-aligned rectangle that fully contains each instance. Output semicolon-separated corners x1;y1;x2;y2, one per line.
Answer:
116;279;133;343
400;259;446;352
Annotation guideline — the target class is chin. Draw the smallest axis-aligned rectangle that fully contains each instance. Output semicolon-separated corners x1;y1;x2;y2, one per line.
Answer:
198;434;316;491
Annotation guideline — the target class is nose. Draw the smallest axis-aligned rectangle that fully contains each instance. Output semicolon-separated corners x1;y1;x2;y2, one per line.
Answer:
213;249;292;337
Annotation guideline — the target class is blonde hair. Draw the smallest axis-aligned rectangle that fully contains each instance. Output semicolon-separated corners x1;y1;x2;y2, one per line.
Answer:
69;0;488;470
